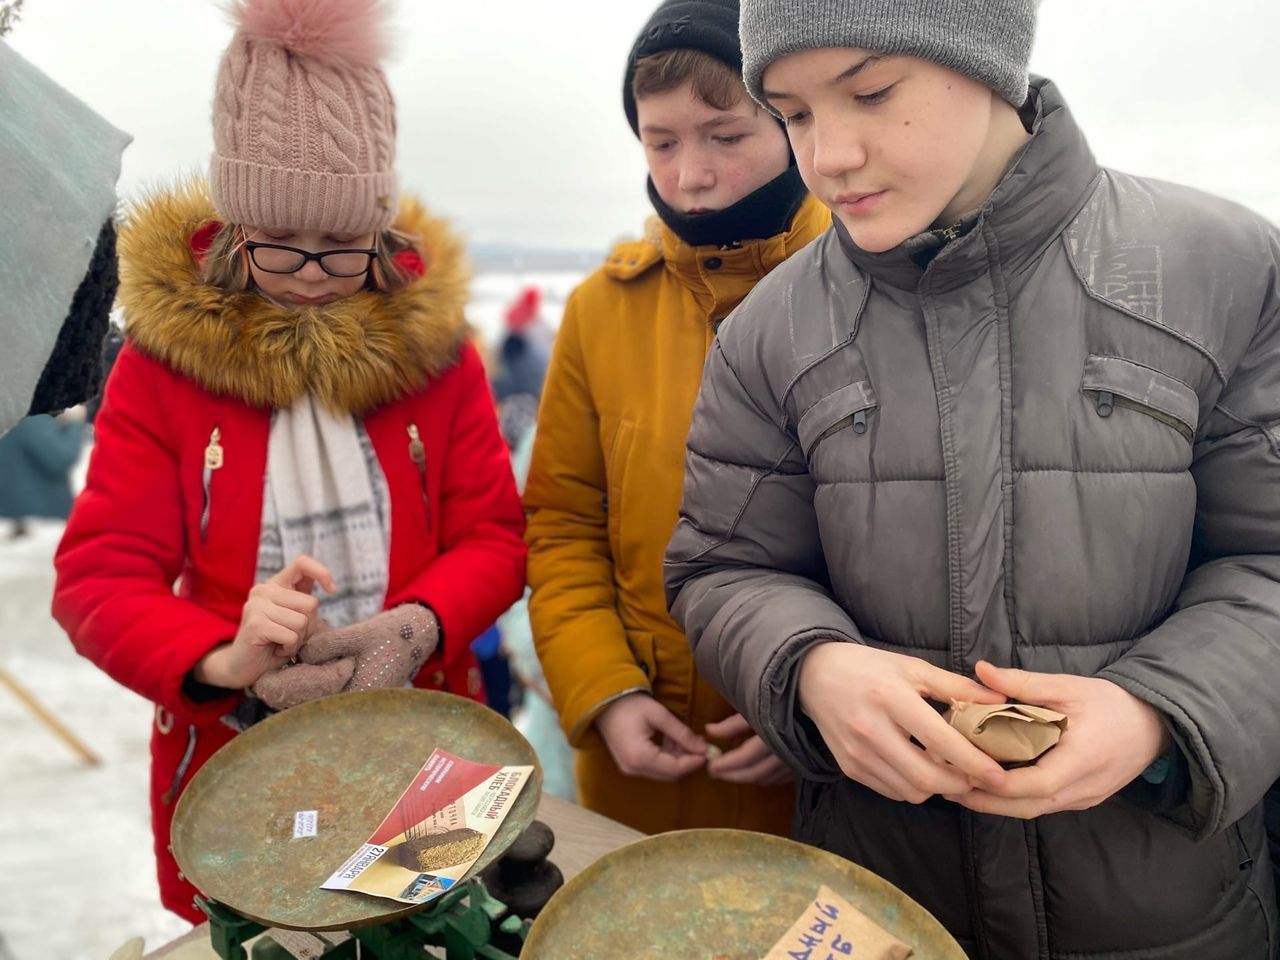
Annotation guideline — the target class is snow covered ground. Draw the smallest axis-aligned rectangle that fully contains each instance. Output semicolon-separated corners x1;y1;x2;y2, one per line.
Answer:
0;519;191;960
0;268;587;960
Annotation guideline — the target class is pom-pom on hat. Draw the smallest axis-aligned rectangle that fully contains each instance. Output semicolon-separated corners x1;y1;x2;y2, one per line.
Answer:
209;0;398;236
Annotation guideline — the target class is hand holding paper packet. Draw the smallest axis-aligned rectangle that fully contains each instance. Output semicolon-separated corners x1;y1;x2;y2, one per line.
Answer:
944;701;1068;764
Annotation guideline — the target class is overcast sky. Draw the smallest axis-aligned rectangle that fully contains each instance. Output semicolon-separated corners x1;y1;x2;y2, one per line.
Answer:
8;0;1278;252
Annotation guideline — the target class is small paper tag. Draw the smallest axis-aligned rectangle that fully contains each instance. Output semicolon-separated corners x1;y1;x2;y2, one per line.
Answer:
762;884;913;960
293;810;318;839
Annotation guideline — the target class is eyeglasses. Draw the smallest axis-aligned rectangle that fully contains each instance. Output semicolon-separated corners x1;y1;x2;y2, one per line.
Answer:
243;240;378;278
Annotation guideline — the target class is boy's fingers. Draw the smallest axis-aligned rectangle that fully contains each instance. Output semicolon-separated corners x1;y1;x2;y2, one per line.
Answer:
853;757;922;804
899;698;1007;783
648;708;706;755
625;738;704;781
947;790;1055;820
874;728;972;798
711;754;788;784
975;660;1076;707
967;739;1075;799
704;713;751;739
707;735;772;775
915;661;1006;705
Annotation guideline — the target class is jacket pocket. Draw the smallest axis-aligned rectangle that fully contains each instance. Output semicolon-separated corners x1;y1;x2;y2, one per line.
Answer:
1081;354;1199;443
604;419;636;560
796;379;879;458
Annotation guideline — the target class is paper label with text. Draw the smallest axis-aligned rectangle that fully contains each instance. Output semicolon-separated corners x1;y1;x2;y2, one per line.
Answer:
322;749;533;905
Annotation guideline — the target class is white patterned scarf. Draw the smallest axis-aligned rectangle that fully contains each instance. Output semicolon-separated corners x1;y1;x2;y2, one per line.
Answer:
256;394;390;628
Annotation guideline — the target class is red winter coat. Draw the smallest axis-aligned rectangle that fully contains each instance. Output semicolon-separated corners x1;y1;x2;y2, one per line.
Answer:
52;183;526;922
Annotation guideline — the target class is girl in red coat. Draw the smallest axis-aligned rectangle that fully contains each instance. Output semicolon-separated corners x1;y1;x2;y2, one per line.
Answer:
52;0;526;924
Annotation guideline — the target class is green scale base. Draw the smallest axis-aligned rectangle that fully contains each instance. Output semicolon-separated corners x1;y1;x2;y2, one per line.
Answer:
198;877;529;960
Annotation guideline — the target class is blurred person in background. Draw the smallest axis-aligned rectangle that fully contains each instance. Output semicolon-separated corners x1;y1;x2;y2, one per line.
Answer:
491;284;554;451
0;412;86;540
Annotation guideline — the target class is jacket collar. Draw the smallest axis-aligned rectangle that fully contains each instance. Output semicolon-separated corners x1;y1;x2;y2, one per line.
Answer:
647;164;810;249
836;77;1102;293
117;179;470;414
658;193;832;322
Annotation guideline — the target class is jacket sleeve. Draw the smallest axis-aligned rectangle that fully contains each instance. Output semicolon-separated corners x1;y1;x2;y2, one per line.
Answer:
522;290;647;746
664;327;863;781
387;340;527;666
52;344;239;722
1099;256;1280;839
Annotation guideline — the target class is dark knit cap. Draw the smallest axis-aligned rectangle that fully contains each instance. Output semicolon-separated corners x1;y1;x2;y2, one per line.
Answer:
623;0;742;136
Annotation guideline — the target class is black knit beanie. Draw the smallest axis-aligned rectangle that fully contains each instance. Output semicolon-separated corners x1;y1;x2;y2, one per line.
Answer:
623;0;743;137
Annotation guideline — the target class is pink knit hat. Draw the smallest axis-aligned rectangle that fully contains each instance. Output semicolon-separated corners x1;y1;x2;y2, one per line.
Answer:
210;0;397;235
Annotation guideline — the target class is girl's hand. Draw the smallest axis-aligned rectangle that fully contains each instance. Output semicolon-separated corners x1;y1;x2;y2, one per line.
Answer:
704;713;793;786
595;692;708;782
943;661;1172;818
193;555;336;689
798;642;1009;804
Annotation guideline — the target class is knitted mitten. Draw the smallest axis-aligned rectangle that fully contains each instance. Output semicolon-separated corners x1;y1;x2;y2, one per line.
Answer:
299;604;439;692
252;656;356;710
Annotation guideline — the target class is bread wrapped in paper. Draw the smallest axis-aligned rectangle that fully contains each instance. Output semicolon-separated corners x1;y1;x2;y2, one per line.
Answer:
945;701;1067;764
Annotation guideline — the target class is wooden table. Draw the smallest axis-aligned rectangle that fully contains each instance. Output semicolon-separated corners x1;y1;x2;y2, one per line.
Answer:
142;793;642;959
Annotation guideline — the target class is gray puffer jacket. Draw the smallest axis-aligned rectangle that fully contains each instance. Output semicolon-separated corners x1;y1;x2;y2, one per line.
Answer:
665;78;1280;959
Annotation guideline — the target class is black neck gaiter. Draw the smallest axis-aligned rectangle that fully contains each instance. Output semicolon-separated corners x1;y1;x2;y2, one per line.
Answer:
647;163;810;249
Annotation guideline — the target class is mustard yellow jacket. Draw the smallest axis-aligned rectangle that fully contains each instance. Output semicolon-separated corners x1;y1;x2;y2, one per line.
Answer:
524;196;830;834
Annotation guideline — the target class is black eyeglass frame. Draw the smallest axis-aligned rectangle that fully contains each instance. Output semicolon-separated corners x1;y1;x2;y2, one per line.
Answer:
242;239;379;277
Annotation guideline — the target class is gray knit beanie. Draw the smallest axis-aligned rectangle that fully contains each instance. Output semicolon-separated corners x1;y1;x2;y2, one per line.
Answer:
740;0;1038;110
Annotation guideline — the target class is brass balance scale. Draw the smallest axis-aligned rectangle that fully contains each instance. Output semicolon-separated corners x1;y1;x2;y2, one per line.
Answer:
171;689;966;959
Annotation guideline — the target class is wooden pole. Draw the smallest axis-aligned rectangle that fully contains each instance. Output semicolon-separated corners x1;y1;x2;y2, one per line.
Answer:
0;666;101;766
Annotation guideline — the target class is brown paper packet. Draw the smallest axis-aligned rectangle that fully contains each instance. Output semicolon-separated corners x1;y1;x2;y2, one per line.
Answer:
762;884;913;960
945;701;1067;764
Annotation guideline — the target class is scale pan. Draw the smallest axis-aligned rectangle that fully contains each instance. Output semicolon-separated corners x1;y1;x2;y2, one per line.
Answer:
171;688;541;931
523;828;965;959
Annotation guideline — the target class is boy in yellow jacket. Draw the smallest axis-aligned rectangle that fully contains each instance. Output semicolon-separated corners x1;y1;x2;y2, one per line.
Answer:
523;0;830;834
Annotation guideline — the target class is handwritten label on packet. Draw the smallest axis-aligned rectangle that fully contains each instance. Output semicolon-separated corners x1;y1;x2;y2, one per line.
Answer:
293;810;318;839
322;748;533;905
762;885;913;960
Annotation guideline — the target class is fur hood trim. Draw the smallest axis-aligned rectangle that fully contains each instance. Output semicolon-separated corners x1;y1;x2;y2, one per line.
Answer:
117;179;470;413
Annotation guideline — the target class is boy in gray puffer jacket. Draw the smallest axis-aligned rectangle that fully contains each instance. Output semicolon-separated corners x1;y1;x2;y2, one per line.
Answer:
665;2;1280;957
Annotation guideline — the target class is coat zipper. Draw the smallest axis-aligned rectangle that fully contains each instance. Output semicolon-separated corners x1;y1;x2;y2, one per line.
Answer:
161;724;198;804
200;427;224;542
813;403;878;448
1090;390;1193;442
407;423;431;527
